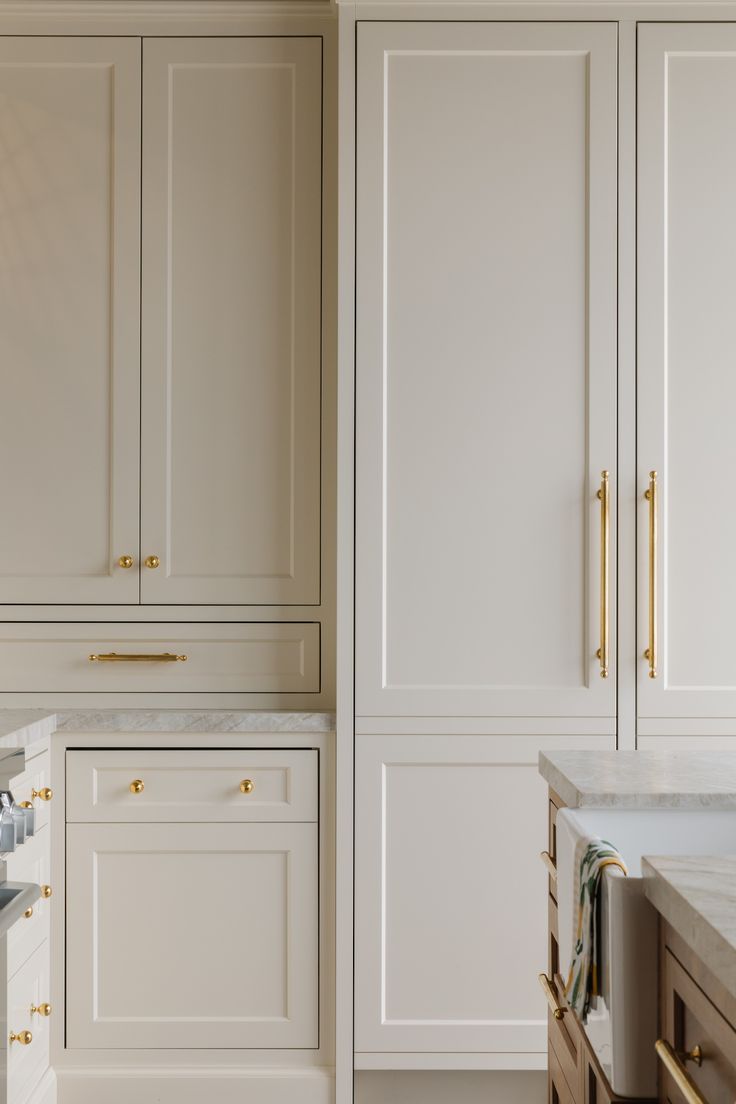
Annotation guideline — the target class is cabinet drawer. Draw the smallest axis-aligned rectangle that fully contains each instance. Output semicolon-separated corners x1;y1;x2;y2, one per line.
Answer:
6;831;51;978
9;752;52;834
67;750;318;823
0;623;320;693
7;939;50;1104
550;1033;578;1104
548;896;582;1095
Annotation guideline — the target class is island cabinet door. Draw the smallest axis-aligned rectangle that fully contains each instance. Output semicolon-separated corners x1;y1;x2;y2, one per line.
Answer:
140;37;322;606
355;21;618;723
65;823;318;1050
638;24;736;733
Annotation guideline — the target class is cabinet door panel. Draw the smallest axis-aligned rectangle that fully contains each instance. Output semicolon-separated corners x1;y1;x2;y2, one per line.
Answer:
66;822;318;1049
141;38;322;605
355;22;617;720
0;38;140;604
638;25;736;724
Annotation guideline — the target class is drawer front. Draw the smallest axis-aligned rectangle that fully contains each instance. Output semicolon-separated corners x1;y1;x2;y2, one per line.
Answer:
10;751;52;834
550;1033;578;1104
6;831;51;978
661;948;736;1103
0;622;320;693
67;749;318;823
7;939;51;1103
548;895;582;1094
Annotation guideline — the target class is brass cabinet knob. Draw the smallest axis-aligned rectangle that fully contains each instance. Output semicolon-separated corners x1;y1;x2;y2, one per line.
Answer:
118;555;134;569
31;787;52;802
9;1030;32;1045
30;1003;51;1018
19;801;33;810
145;555;160;569
40;885;52;899
129;779;144;794
239;779;254;795
23;907;33;919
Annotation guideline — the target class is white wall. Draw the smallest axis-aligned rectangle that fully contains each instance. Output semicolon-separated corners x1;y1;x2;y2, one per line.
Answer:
354;1071;546;1104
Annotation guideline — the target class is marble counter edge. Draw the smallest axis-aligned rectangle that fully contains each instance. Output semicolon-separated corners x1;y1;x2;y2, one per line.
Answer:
0;710;57;757
54;710;336;734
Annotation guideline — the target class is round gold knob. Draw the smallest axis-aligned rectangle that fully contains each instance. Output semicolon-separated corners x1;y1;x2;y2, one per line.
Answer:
129;779;144;794
40;885;52;899
9;1030;32;1045
239;779;254;795
31;787;53;802
118;555;134;569
23;907;33;919
19;801;33;809
145;555;160;569
30;1003;51;1018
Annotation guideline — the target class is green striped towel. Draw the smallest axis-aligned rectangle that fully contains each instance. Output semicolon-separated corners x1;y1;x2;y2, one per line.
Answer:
565;838;628;1021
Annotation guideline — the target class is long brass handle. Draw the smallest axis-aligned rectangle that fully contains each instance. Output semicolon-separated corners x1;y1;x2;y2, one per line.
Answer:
540;851;557;882
538;973;564;1020
644;471;658;678
596;470;610;678
88;653;187;663
655;1040;708;1104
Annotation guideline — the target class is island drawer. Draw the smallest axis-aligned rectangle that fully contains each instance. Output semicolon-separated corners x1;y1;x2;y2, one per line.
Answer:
66;749;318;823
547;895;583;1097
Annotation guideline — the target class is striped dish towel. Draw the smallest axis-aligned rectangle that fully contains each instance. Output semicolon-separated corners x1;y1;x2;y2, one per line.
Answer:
565;838;628;1021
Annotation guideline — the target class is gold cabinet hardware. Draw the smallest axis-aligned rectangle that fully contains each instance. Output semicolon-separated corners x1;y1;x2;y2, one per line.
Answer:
31;787;52;802
681;1044;703;1067
239;779;255;795
540;851;557;882
30;1004;51;1018
644;470;658;678
118;555;134;569
19;801;33;809
40;885;52;899
538;973;565;1020
655;1040;707;1104
145;555;160;569
23;907;33;919
89;653;187;663
596;470;610;678
129;779;145;794
9;1030;32;1045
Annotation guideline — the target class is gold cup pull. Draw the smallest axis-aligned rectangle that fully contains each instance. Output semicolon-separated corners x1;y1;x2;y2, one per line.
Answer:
145;555;160;569
23;907;33;919
596;470;610;678
644;470;658;678
129;780;144;794
655;1040;707;1104
118;555;134;569
538;973;565;1020
9;1030;32;1045
30;1003;51;1018
239;779;255;795
31;787;52;802
40;885;52;899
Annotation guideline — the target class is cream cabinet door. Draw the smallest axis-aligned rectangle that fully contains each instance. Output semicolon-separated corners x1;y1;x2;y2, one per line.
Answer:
0;38;141;604
354;735;549;1055
66;822;318;1049
355;23;617;721
638;25;736;729
140;38;322;605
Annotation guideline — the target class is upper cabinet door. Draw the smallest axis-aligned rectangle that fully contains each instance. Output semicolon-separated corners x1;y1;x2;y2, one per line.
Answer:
355;23;618;720
0;38;141;604
140;38;322;606
638;26;736;727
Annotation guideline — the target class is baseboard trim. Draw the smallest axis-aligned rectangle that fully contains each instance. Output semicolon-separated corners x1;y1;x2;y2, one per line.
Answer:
56;1066;335;1104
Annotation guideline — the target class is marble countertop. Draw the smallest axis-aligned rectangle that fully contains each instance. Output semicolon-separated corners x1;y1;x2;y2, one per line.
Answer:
643;855;736;1003
0;711;56;758
539;750;736;809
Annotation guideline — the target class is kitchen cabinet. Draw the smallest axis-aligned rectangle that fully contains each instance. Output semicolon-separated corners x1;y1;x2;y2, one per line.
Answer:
354;20;618;723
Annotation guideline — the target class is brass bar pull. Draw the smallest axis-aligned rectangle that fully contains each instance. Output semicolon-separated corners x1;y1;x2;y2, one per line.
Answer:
540;851;557;882
88;653;187;663
644;471;658;678
596;470;610;678
538;973;565;1020
655;1040;708;1104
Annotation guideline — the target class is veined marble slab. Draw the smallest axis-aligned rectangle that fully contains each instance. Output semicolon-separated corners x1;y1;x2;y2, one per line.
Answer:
55;710;335;734
643;855;736;1003
540;750;736;809
0;710;56;757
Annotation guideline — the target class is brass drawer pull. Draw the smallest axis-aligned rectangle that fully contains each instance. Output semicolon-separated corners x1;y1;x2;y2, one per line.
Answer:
239;779;255;795
30;1003;51;1018
538;973;565;1020
145;555;160;569
655;1040;707;1104
31;787;53;802
129;780;144;794
596;470;610;678
40;885;52;899
118;555;134;569
9;1030;32;1045
540;851;557;882
23;907;33;919
644;470;658;678
89;653;187;663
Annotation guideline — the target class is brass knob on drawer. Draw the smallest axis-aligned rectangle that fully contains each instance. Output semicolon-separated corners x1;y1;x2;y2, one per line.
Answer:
239;779;255;795
30;1004;51;1018
23;907;33;919
40;885;52;899
129;780;145;794
118;555;134;569
145;555;160;569
9;1031;32;1045
31;788;52;802
19;802;32;810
